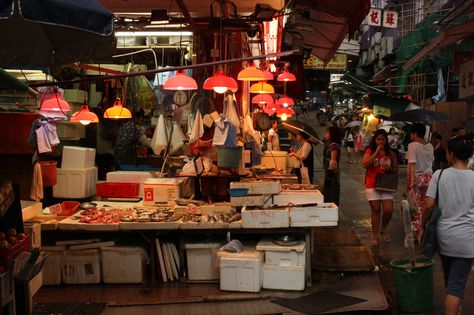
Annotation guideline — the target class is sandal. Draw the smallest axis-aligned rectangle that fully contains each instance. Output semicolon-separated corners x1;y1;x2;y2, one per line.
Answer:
380;231;390;242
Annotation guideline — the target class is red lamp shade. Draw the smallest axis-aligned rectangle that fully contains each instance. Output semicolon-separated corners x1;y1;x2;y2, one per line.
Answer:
237;64;267;81
103;98;132;119
263;103;278;115
250;81;274;94
262;69;274;80
252;94;273;105
277;96;295;107
163;70;198;90
276;106;294;120
277;70;296;82
71;105;99;125
203;68;238;93
40;91;70;112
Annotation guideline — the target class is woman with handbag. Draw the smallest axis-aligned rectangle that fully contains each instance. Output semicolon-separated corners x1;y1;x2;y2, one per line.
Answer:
323;126;341;205
288;132;314;184
422;137;474;315
407;123;434;242
362;129;398;246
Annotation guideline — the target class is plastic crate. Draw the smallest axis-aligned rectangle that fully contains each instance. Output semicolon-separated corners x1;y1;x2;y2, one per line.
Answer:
60;201;80;216
0;233;31;269
96;182;140;198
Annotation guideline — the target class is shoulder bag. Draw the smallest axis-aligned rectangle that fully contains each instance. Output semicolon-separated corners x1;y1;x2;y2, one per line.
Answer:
374;152;398;192
422;169;445;259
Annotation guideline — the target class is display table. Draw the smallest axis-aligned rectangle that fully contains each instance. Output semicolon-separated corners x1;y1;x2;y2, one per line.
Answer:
33;200;317;288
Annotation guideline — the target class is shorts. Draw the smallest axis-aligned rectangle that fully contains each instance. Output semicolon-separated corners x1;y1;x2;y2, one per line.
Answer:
366;188;394;201
440;254;473;299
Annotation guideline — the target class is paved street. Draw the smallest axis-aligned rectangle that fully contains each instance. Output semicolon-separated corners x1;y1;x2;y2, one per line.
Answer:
298;111;474;315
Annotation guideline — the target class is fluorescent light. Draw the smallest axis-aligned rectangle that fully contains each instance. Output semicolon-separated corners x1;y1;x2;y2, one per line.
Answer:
115;31;193;37
145;23;186;29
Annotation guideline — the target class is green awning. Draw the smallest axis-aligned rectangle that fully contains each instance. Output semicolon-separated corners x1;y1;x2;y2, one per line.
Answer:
363;94;410;116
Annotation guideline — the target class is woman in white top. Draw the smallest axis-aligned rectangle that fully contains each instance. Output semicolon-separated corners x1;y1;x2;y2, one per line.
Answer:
289;132;314;184
407;123;434;241
267;120;280;151
422;137;474;315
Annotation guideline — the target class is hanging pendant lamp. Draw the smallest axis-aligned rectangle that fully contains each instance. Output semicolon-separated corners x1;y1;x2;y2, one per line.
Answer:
203;68;238;93
263;103;278;115
250;81;274;94
262;69;274;80
276;106;294;121
277;70;296;82
163;70;198;90
40;91;70;112
252;94;273;105
71;104;99;125
237;63;267;81
276;96;295;107
104;97;132;119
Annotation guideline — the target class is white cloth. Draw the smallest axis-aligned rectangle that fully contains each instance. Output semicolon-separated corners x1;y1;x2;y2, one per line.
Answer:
189;110;204;144
30;162;43;201
213;118;229;146
150;114;168;155
427;168;474;257
366;188;394;201
35;121;60;154
224;94;240;131
169;122;186;154
407;142;434;174
267;128;280;151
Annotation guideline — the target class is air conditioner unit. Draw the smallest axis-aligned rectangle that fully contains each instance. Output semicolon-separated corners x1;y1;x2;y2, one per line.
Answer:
380;37;394;58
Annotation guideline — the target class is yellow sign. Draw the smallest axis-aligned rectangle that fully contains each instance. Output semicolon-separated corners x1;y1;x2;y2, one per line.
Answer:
304;54;347;70
373;105;391;117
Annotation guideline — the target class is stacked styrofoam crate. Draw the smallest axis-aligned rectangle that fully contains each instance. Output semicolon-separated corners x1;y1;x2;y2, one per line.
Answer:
106;171;154;197
257;238;306;291
290;202;339;227
53;146;97;198
101;247;149;283
218;249;264;292
229;181;280;208
184;242;221;281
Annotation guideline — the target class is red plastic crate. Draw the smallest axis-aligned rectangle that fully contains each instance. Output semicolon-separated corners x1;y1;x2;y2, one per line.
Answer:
0;233;31;269
60;201;80;216
96;182;140;198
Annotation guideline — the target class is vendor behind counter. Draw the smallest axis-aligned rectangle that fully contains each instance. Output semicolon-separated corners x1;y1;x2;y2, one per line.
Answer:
114;109;152;170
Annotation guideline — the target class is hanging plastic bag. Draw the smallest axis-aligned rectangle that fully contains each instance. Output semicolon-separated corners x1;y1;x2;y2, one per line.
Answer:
150;114;168;155
223;94;240;131
189;109;204;144
169;122;187;155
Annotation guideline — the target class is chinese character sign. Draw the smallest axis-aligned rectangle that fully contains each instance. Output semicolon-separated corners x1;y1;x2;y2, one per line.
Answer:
367;8;382;26
383;10;398;28
459;59;474;99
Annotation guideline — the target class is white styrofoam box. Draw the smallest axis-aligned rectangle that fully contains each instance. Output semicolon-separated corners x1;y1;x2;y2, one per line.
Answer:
259;151;288;173
143;178;184;206
24;222;41;248
290;202;339;227
42;245;66;285
230;181;280;195
230;195;267;207
256;238;305;267
63;89;88;103
241;206;289;228
262;264;305;291
62;249;101;284
218;249;263;293
53;167;97;198
21;200;42;221
184;242;221;280
57;121;86;140
61;146;96;169
106;171;154;197
101;246;149;284
266;190;324;207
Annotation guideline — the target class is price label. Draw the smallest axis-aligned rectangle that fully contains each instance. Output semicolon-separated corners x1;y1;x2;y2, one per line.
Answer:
49;203;62;215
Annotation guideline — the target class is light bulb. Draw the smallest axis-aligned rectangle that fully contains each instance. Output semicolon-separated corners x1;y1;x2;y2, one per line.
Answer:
213;86;228;94
283;103;288;108
80;120;91;125
281;114;288;121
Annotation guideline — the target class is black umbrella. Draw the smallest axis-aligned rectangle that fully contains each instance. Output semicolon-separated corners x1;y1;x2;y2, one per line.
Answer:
385;109;450;123
282;120;323;144
0;0;114;67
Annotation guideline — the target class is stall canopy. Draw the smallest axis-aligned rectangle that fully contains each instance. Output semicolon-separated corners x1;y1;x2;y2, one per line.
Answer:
286;0;370;62
0;0;115;67
363;93;410;117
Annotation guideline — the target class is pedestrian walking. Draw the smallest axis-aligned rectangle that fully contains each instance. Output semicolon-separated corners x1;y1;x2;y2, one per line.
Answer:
344;128;356;163
362;129;398;247
406;123;434;242
422;137;474;315
323;126;341;205
432;132;447;172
